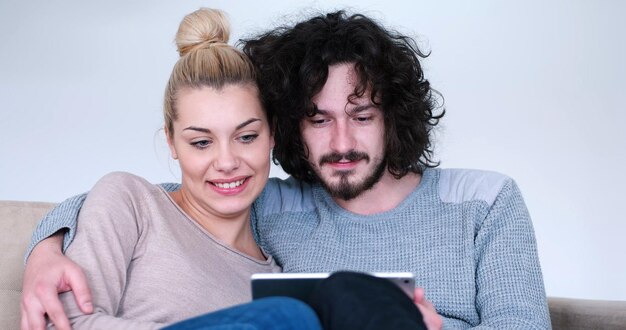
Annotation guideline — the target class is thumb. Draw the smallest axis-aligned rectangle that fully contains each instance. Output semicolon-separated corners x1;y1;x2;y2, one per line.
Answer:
413;287;425;304
66;267;94;314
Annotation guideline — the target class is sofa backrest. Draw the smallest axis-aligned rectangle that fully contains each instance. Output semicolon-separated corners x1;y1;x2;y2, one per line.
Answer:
0;200;56;330
3;200;626;330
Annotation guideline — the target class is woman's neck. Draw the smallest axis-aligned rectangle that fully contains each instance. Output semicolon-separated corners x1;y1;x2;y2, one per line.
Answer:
168;189;265;261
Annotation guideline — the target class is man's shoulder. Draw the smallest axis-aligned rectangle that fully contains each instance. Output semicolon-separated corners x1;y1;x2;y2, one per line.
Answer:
265;176;308;190
435;168;513;205
258;176;316;215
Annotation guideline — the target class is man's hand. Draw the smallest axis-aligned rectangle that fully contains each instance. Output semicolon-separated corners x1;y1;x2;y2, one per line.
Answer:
414;287;443;330
20;232;93;330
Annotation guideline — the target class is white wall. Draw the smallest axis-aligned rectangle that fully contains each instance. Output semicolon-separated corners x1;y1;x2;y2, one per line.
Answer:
1;0;625;301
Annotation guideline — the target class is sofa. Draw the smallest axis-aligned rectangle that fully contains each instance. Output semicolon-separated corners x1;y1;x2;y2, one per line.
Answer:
2;200;626;330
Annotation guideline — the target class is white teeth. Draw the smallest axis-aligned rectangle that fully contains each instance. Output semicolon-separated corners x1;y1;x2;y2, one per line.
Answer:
214;179;245;189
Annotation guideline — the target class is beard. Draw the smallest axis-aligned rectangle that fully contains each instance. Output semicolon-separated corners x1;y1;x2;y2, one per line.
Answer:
311;150;387;201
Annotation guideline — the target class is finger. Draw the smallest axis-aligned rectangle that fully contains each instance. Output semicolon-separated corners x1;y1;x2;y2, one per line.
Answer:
416;302;427;315
416;296;442;330
37;286;71;330
421;296;436;311
20;305;30;330
416;304;441;330
413;287;425;304
22;296;46;330
66;266;94;314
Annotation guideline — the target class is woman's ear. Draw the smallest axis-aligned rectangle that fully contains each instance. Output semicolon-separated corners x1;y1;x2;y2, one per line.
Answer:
165;127;178;160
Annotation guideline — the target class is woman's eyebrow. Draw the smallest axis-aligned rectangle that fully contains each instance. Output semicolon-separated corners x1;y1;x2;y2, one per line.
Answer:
182;118;261;133
183;126;210;133
236;118;261;130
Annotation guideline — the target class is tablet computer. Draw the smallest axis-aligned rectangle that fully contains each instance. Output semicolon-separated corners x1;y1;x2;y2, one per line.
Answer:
251;272;415;301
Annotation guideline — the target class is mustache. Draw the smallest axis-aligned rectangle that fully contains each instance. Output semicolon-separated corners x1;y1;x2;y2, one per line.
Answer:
319;151;369;165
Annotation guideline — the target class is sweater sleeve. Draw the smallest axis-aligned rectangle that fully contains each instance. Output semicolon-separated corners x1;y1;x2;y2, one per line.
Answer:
470;179;551;329
24;192;86;262
48;172;165;330
24;182;180;262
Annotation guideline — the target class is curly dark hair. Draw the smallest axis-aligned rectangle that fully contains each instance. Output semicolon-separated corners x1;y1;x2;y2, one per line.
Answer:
242;10;444;183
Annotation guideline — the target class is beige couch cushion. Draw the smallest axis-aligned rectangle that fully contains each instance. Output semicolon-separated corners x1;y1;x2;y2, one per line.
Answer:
0;200;56;330
549;296;626;330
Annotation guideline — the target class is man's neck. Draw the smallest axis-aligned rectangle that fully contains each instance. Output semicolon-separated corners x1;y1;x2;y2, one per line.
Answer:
334;171;422;215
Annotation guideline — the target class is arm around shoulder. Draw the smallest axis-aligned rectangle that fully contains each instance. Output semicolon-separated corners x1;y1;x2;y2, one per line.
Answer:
24;172;180;263
24;192;88;262
21;172;165;330
53;172;157;328
21;192;92;330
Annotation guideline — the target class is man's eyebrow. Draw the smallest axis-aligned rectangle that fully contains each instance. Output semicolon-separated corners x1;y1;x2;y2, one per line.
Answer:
312;109;329;115
182;118;261;133
348;103;377;114
313;104;377;115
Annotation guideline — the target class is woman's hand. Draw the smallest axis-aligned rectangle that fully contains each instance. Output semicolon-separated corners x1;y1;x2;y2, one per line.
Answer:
414;287;443;330
20;232;93;330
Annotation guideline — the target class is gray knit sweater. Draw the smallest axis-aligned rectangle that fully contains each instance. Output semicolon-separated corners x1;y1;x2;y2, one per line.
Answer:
27;168;550;329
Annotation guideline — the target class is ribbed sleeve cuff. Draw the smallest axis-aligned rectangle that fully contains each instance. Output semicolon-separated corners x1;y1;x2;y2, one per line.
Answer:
23;193;87;263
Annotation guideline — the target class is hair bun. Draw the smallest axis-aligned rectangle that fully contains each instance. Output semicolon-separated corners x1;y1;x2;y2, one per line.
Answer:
175;8;231;56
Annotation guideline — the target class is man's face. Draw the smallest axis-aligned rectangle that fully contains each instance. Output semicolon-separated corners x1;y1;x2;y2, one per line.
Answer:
299;63;386;201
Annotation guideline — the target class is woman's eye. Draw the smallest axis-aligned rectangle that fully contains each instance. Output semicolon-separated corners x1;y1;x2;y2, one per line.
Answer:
239;134;259;144
191;140;211;149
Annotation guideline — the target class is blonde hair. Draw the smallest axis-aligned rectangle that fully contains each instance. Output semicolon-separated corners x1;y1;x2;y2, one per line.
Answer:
164;8;257;136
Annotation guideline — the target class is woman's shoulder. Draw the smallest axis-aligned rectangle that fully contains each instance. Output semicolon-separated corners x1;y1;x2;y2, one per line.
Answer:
89;171;162;201
95;171;155;188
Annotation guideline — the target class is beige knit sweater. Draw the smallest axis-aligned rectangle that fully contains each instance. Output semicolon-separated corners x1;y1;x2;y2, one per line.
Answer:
50;172;280;330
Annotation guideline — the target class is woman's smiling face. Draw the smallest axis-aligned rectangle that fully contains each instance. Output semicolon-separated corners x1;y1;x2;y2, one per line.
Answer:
167;83;273;220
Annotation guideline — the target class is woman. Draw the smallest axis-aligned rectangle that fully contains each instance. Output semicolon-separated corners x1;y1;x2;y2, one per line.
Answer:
42;8;321;329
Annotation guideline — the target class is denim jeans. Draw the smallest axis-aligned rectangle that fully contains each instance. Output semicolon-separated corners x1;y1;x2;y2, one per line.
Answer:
162;297;322;330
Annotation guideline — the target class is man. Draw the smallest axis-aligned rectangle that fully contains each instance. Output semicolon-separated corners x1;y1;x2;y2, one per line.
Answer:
21;11;550;329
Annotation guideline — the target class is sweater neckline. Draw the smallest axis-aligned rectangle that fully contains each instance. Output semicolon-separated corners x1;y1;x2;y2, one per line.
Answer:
312;167;438;223
156;186;277;266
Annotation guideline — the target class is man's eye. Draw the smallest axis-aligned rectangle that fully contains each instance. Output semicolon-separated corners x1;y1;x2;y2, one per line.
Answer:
239;134;259;144
191;140;211;149
355;116;372;122
310;118;329;126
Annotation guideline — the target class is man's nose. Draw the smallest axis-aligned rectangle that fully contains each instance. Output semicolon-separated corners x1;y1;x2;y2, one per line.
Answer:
329;120;356;153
